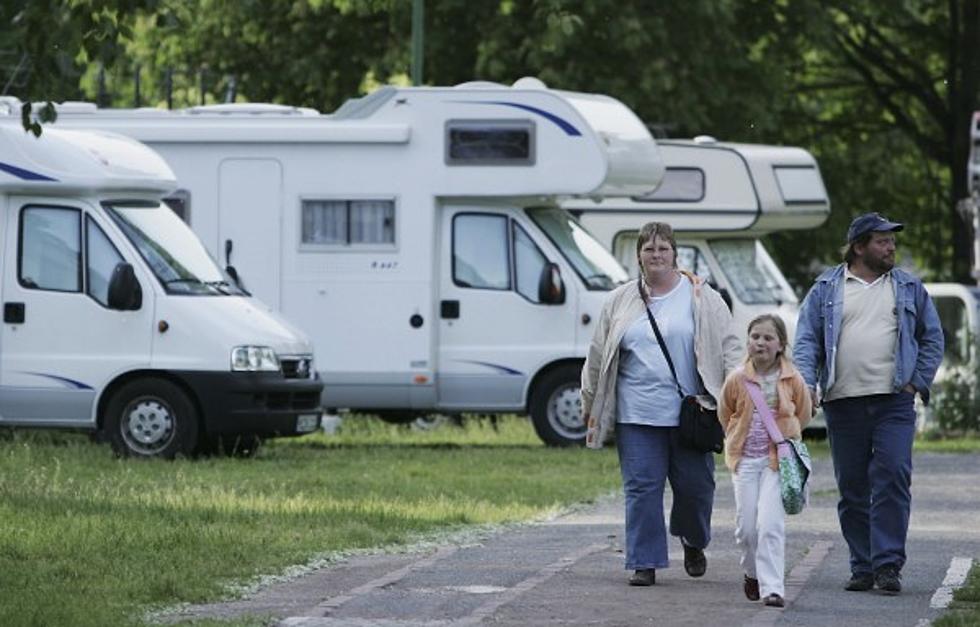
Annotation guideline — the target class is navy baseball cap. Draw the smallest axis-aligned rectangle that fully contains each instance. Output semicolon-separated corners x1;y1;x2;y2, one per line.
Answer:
846;212;904;243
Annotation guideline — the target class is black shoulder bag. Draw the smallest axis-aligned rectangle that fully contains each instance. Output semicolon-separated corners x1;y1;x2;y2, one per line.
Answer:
638;279;724;454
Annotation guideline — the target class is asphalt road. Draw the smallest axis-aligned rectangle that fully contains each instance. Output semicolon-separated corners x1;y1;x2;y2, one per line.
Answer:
158;452;980;626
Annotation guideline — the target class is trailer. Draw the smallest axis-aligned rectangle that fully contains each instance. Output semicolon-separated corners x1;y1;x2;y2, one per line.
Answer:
564;137;831;340
0;123;322;457
31;78;665;445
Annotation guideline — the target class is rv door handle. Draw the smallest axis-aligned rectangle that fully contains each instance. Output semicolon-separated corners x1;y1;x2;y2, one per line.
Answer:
4;302;25;324
440;300;460;319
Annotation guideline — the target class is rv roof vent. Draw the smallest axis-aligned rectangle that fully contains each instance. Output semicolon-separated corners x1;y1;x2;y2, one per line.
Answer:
453;81;506;89
50;101;98;114
693;135;718;144
512;77;548;90
184;103;319;116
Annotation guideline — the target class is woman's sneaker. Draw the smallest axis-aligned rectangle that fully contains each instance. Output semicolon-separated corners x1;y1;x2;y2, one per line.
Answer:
629;569;656;586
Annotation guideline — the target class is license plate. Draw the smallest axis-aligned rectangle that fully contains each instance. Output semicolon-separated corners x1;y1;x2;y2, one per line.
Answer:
296;413;321;433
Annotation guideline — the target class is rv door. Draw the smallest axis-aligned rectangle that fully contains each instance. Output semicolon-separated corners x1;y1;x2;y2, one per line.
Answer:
0;198;154;426
436;207;577;411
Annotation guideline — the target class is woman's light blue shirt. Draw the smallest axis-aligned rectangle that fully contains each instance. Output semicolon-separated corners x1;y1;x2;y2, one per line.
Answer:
616;278;698;426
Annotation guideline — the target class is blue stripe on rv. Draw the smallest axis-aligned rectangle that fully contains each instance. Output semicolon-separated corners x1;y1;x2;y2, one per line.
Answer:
466;101;582;136
21;372;94;390
0;162;57;181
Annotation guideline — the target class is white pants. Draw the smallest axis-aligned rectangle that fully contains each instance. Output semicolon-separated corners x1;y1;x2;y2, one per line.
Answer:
732;456;786;597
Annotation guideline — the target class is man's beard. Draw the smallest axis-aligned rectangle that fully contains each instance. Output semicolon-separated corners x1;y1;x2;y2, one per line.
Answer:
864;252;895;274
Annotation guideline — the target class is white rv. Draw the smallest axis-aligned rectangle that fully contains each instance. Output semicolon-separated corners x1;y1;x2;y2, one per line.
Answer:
36;78;665;446
0;123;322;458
564;138;831;339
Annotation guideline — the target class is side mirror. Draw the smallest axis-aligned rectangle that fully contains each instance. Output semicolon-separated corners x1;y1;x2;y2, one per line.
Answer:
538;262;566;305
107;262;142;310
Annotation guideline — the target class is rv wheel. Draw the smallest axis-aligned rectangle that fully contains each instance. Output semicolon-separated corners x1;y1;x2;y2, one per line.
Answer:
105;378;199;459
529;365;586;447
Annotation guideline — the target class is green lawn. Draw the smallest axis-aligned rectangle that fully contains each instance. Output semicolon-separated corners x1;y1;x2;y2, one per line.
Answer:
0;417;620;626
3;420;977;627
934;561;980;627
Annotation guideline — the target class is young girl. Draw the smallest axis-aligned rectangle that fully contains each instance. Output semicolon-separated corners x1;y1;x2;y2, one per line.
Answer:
718;314;812;608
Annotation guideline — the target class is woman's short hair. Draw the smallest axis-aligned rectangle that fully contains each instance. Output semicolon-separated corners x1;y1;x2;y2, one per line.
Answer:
747;313;789;354
636;222;678;267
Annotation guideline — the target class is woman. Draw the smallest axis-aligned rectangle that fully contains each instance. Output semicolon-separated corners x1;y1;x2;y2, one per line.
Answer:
718;314;812;608
581;221;741;586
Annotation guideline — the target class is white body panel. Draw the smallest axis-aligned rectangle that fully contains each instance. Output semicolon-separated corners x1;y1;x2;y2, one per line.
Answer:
38;81;663;427
568;139;831;341
0;124;315;434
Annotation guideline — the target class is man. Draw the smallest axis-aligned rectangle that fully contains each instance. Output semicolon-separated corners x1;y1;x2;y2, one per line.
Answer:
794;212;943;595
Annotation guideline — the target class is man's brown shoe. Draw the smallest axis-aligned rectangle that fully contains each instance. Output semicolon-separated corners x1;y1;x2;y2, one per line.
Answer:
763;594;785;608
629;569;656;586
744;575;760;601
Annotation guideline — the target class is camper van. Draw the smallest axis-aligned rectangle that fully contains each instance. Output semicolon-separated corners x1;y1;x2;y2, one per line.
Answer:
0;123;322;458
35;78;665;446
564;138;831;339
925;282;980;374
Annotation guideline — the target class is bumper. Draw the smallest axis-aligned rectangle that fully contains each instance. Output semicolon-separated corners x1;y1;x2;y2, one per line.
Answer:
172;370;323;437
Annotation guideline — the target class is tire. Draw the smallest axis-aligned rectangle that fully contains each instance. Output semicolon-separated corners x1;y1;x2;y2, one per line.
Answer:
104;378;199;459
375;411;424;425
529;364;586;447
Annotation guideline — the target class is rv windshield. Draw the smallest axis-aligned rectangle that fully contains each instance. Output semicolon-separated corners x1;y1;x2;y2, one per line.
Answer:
106;202;244;296
526;207;629;290
709;239;797;306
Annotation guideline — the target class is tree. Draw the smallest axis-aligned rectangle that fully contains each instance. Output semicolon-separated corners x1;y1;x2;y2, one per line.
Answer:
760;0;979;282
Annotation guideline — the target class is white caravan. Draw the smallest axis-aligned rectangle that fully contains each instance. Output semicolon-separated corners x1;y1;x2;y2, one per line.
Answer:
564;138;831;340
0;123;322;457
36;78;665;445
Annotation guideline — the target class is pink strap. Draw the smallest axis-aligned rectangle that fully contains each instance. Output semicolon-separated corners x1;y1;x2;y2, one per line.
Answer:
744;379;790;457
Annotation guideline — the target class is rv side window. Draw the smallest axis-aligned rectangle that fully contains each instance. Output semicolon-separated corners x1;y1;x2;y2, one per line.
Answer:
933;295;970;366
452;214;510;289
301;199;395;247
773;166;826;203
19;206;82;292
446;120;535;165
513;222;548;303
631;167;705;202
85;217;126;307
163;189;191;224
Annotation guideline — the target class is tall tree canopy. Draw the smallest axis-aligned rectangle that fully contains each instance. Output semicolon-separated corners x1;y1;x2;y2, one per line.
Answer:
3;0;977;285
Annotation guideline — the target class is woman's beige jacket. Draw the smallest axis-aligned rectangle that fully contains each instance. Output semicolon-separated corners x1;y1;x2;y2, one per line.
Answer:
581;272;741;449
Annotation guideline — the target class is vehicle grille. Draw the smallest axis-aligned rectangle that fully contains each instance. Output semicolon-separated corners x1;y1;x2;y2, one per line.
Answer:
280;355;314;379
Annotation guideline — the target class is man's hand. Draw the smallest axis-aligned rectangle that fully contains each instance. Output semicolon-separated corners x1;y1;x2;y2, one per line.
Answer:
902;384;917;395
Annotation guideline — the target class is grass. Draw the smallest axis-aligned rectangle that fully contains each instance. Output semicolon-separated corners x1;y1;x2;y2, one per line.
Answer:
0;416;621;627
935;561;980;627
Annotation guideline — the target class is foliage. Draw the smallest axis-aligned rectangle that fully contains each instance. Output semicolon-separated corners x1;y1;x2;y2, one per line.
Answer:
2;0;978;288
929;358;980;435
0;417;620;626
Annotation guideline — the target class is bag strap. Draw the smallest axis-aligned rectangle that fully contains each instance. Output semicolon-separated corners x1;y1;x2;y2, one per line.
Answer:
638;279;684;400
743;378;786;445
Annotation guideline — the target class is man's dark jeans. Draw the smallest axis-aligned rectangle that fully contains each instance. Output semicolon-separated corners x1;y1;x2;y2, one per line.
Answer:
823;392;916;575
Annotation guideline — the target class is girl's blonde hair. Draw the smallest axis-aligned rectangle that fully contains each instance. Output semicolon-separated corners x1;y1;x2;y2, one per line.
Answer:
746;314;790;361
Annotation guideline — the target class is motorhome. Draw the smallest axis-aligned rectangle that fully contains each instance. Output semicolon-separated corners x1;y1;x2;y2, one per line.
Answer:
0;122;322;458
564;138;831;339
34;78;665;446
925;282;979;375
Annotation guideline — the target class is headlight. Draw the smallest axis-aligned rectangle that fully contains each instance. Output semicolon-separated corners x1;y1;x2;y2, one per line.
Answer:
231;346;280;372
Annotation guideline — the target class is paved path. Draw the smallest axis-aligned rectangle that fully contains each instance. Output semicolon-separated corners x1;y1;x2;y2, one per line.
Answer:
159;452;980;626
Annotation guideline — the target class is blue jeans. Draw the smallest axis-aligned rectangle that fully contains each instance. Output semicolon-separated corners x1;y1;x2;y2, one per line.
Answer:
823;392;916;575
616;423;715;570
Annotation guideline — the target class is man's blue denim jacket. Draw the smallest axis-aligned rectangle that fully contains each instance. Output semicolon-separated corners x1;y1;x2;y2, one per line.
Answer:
793;264;944;404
